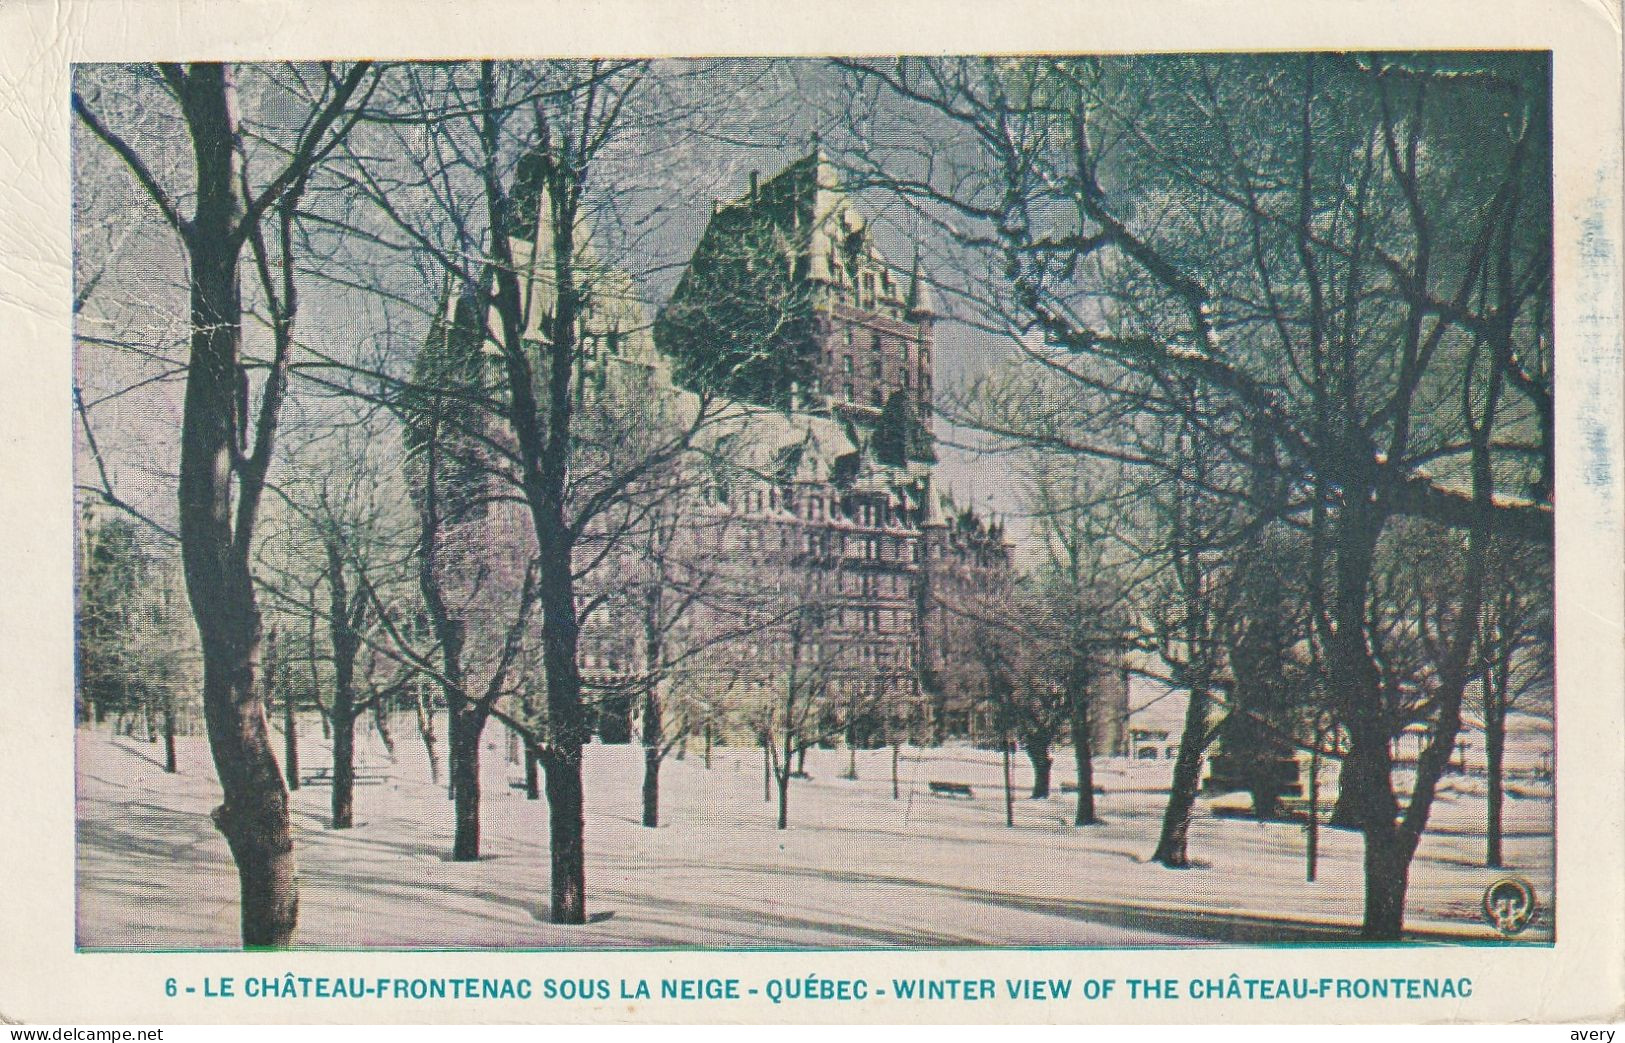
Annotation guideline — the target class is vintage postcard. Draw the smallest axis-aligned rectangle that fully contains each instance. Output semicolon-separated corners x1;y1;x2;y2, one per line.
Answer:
0;0;1620;1026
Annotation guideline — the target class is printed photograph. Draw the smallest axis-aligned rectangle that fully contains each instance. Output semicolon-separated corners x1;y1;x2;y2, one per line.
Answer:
71;55;1555;951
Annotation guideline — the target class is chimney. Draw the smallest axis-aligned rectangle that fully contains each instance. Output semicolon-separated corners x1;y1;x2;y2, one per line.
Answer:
749;170;759;203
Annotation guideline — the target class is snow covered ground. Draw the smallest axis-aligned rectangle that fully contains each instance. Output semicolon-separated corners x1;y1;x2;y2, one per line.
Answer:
75;717;1554;950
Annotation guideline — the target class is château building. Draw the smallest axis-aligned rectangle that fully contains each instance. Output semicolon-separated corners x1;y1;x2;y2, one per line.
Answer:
635;148;1013;743
421;147;1134;750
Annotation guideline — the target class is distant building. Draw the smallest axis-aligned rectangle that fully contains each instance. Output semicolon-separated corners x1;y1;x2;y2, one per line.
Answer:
420;148;1020;745
636;148;1012;742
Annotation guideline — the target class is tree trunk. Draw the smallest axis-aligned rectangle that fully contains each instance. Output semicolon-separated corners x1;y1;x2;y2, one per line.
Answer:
1152;686;1210;867
324;539;362;830
1327;754;1364;829
1071;701;1098;826
541;746;587;923
1025;739;1052;799
1486;710;1505;868
373;703;396;762
778;719;796;830
445;722;457;800
200;660;298;948
1325;520;1413;940
1333;645;1413;941
284;678;299;791
413;691;439;787
1249;774;1285;822
448;702;483;860
1001;733;1014;827
1360;825;1411;941
641;682;663;827
525;743;540;800
1226;437;1295;823
176;65;297;947
762;742;772;802
642;749;661;828
1483;665;1508;869
331;706;354;830
891;742;900;800
162;703;178;774
534;518;587;923
1225;712;1286;821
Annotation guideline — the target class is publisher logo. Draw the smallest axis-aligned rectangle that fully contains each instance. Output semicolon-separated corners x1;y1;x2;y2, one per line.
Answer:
1482;877;1537;936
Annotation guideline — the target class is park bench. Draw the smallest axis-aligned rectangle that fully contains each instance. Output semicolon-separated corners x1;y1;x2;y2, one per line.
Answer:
301;767;387;787
928;780;974;799
1058;782;1106;795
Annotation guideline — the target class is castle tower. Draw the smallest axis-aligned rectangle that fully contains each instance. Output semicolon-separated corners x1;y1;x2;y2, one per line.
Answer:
654;149;935;442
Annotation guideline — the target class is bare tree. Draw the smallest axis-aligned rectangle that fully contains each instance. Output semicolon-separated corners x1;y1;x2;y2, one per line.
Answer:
595;487;757;828
1023;459;1141;823
1474;538;1552;868
839;53;1551;939
257;427;421;830
73;61;375;946
729;560;851;831
333;59;753;921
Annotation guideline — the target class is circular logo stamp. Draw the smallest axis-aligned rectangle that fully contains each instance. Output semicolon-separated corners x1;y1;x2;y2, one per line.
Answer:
1482;876;1538;936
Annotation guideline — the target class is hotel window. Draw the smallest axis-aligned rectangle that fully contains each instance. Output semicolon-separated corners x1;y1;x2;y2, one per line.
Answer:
843;355;853;374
